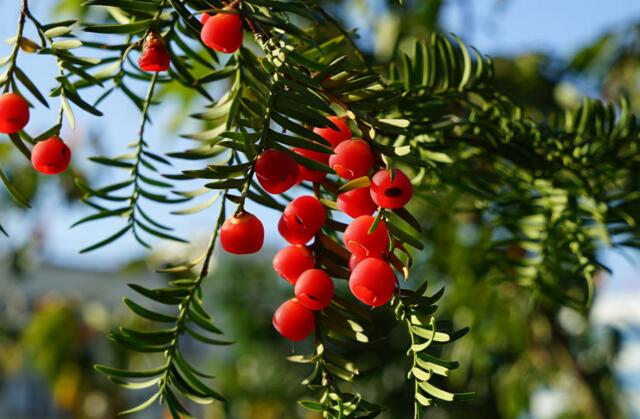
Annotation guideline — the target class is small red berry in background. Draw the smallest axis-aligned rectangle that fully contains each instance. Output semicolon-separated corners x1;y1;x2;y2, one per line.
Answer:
370;169;413;209
31;136;71;175
255;149;300;194
292;147;329;182
0;93;29;134
337;187;378;218
200;13;211;25
294;269;334;311
272;298;315;341
200;11;243;54
343;215;389;258
329;139;374;180
313;116;352;149
273;245;315;285
138;32;170;72
220;212;264;254
278;195;326;245
349;258;396;307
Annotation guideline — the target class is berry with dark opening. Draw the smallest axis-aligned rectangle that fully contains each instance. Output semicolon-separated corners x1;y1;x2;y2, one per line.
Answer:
343;215;389;258
200;11;243;54
220;212;264;254
255;149;300;194
31;136;71;175
294;269;334;311
370;169;413;209
138;32;170;72
0;93;29;134
337;187;378;218
278;195;326;244
292;147;330;182
272;299;315;341
272;245;315;285
329;139;374;180
349;258;396;307
313;116;352;149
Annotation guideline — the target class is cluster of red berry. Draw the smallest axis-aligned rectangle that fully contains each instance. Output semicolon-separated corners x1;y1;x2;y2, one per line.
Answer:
138;8;243;73
2;6;415;342
218;116;414;342
0;10;245;177
0;92;71;175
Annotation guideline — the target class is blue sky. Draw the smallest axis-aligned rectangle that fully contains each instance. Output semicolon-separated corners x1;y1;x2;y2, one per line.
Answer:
442;0;640;57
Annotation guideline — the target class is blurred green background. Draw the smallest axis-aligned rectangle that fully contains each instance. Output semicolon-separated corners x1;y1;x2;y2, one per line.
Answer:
1;0;640;418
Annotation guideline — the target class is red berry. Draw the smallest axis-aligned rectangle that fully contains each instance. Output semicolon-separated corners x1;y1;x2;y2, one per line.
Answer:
329;139;374;180
349;253;368;271
272;245;315;285
277;217;303;245
278;195;326;245
337;187;378;218
370;169;413;209
294;269;334;311
220;212;264;254
255;149;300;194
292;147;329;183
31;136;71;175
343;215;389;258
200;13;211;25
0;93;29;134
349;258;396;307
272;299;315;341
200;12;243;54
138;32;170;72
313;116;352;149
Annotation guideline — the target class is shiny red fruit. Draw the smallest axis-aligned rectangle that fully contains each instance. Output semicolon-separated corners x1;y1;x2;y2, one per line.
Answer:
294;269;334;311
272;299;315;341
220;212;264;254
255;149;300;194
343;215;389;258
278;195;326;244
200;13;211;25
272;245;315;285
138;32;170;72
349;258;396;307
0;93;29;134
31;136;71;175
329;139;374;180
370;169;413;209
292;147;329;182
349;253;368;271
313;116;352;149
337;187;378;218
277;217;303;245
200;12;243;53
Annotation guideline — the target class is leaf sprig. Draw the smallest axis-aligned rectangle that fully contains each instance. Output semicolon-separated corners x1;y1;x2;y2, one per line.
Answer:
394;282;473;417
292;297;384;418
96;196;230;417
